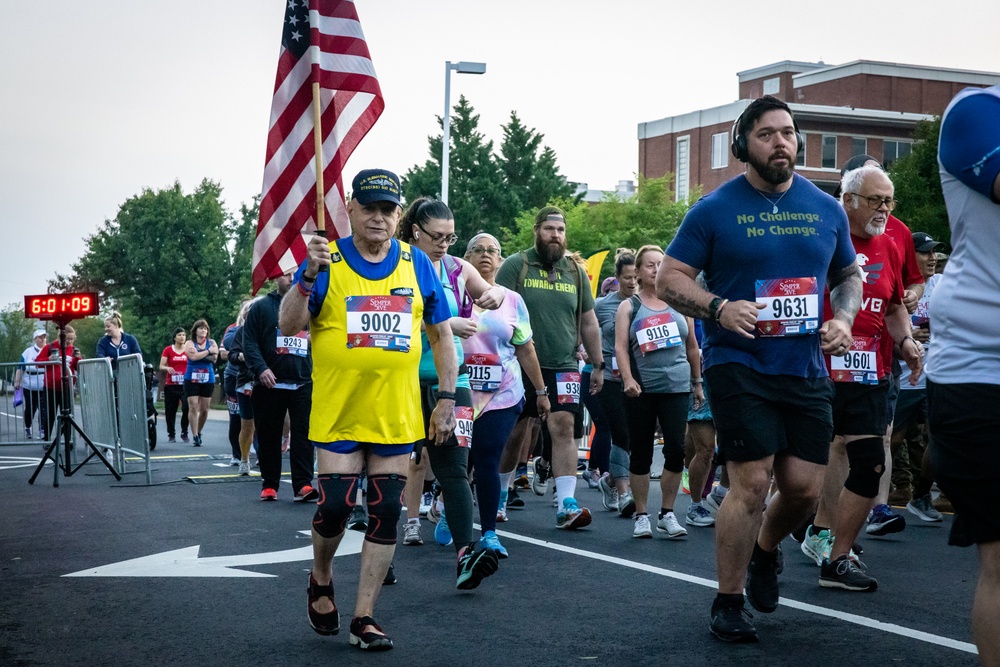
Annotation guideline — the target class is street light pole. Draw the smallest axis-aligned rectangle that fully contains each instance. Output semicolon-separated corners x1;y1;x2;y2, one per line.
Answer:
442;60;486;206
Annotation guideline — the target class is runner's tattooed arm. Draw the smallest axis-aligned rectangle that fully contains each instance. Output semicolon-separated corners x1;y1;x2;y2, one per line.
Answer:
656;255;715;319
827;259;862;327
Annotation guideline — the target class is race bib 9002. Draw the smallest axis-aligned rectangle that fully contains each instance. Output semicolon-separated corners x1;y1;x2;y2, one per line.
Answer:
345;296;413;352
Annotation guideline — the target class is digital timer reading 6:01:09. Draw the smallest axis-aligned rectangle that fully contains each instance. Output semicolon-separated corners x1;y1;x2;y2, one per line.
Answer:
23;292;100;321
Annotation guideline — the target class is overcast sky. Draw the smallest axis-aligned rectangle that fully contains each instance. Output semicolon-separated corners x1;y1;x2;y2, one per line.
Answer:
2;0;998;311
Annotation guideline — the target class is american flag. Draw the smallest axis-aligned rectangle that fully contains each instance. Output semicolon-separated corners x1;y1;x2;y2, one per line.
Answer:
252;0;384;292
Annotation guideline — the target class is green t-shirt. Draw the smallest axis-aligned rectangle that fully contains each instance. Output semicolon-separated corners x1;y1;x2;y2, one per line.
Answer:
495;248;595;370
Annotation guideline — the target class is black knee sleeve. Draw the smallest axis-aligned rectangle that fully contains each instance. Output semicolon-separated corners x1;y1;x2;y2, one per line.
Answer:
312;474;359;538
844;437;885;499
365;474;407;545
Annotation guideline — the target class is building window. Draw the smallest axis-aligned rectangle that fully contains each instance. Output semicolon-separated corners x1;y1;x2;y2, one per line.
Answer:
852;138;868;157
884;140;912;169
822;135;837;169
763;77;780;95
796;133;807;167
711;132;728;170
676;136;690;202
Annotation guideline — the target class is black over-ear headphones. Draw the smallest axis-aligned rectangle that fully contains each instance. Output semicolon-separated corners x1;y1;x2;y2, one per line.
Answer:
730;106;804;163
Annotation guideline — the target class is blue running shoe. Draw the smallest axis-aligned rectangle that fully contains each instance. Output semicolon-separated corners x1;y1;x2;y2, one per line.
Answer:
435;510;453;546
556;497;592;530
481;530;508;559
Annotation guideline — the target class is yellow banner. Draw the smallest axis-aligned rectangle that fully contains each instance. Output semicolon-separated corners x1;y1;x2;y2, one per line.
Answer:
583;249;610;299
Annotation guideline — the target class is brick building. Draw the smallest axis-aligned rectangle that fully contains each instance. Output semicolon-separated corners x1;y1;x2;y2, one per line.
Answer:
638;60;1000;198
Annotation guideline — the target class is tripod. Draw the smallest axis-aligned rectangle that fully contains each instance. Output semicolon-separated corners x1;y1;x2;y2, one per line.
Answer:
29;321;122;486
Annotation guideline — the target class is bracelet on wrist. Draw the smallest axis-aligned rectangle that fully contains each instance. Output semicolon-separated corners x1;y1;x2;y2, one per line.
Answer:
714;299;730;322
296;281;312;297
691;378;703;384
302;273;317;282
436;390;456;401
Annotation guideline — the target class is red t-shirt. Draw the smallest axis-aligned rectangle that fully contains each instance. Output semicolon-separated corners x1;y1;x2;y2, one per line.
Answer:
36;343;79;388
161;345;188;385
824;232;904;379
880;215;922;376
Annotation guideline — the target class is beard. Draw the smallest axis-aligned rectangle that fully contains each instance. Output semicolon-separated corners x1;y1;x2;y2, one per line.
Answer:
748;151;794;186
865;219;887;236
535;236;566;265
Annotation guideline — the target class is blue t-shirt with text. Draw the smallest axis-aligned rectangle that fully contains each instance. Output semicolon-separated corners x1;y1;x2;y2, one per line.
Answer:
666;173;855;378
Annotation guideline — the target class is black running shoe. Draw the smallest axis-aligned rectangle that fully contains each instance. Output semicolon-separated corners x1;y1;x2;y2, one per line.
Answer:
506;487;525;508
456;541;499;590
710;600;758;643
745;544;780;613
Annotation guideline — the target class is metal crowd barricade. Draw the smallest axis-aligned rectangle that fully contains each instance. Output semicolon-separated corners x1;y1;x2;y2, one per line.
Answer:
76;358;118;468
113;354;152;484
0;359;64;449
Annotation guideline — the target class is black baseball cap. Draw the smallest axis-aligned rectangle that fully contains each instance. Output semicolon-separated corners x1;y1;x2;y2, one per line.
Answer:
912;231;943;253
351;169;401;206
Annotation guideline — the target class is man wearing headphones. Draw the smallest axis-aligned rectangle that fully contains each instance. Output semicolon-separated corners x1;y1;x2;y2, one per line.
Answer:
657;95;862;643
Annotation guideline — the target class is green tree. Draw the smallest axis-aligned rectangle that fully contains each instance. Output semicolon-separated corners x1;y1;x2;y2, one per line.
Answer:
497;112;577;231
506;175;692;282
889;118;949;245
53;180;249;353
403;98;577;245
0;304;41;364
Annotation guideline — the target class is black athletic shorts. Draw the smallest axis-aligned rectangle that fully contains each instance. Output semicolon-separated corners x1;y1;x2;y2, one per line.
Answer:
832;379;888;436
520;368;584;419
928;380;1000;546
705;363;834;465
184;380;214;399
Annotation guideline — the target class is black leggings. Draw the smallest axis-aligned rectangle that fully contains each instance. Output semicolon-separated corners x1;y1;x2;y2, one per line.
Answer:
163;384;189;438
421;384;474;551
625;391;688;475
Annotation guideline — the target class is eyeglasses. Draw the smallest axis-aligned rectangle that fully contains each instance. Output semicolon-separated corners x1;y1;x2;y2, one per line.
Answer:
850;193;898;211
415;223;458;246
469;246;500;256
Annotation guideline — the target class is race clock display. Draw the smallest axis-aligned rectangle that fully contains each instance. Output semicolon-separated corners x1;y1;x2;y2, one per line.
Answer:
24;292;100;321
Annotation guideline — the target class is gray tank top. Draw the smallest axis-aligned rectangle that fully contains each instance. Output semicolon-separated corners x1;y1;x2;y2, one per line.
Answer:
627;297;691;394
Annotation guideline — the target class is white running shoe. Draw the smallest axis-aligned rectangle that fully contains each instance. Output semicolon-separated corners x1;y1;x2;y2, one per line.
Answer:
656;511;688;539
403;522;423;546
633;514;653;538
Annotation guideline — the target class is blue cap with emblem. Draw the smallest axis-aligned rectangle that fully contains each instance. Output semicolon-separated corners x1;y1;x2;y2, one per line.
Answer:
351;169;401;206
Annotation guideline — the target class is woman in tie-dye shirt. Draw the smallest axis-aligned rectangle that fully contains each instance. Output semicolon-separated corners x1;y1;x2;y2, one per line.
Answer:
463;233;548;558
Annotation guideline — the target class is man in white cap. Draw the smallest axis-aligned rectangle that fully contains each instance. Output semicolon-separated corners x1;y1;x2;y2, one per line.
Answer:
14;329;49;441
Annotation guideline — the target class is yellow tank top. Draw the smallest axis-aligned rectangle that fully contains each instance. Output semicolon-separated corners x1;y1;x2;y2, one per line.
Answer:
310;240;425;444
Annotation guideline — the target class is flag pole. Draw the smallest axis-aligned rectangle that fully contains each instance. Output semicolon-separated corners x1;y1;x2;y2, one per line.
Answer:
312;81;329;273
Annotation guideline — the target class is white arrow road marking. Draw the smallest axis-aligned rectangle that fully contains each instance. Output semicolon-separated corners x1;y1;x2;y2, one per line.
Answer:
63;530;365;578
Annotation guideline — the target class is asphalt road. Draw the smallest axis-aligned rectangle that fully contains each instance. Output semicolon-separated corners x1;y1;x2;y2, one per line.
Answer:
0;413;983;666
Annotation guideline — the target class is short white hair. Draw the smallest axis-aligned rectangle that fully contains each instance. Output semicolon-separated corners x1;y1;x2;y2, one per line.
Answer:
840;165;890;207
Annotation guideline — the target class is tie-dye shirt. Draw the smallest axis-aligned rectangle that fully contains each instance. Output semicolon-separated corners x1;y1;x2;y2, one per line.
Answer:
463;288;533;418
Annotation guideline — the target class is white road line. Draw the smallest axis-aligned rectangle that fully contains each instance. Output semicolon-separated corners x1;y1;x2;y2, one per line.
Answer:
494;528;977;656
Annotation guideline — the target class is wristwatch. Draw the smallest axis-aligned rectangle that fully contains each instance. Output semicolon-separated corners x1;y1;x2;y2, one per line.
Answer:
597;361;606;371
535;387;548;397
708;296;723;319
